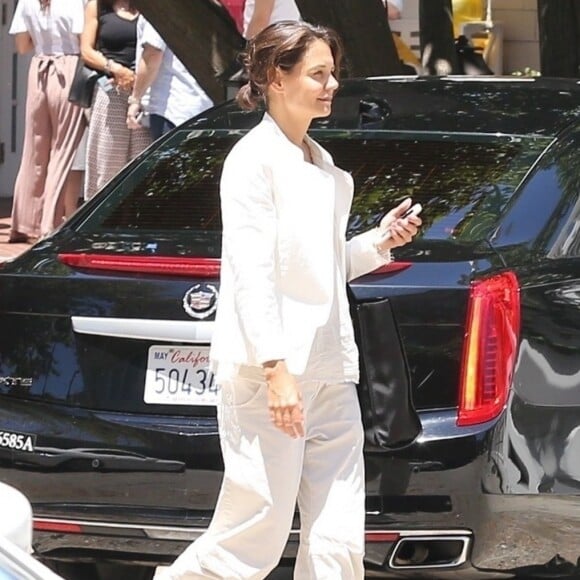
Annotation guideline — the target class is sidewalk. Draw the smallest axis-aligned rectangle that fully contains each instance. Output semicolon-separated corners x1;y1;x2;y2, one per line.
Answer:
0;198;30;262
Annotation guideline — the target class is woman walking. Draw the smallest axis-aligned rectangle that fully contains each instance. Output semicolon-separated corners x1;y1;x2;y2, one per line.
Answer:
8;0;87;242
156;21;421;580
81;0;150;200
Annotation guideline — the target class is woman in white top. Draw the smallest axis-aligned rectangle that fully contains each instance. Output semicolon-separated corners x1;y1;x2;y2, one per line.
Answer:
156;21;421;580
8;0;87;242
243;0;301;39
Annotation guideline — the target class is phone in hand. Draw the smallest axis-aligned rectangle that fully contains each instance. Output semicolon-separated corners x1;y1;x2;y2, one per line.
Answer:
400;203;423;219
378;202;422;242
135;111;150;128
97;75;114;93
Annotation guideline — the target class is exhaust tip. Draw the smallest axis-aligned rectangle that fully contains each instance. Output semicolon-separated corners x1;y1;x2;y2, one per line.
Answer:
389;535;471;569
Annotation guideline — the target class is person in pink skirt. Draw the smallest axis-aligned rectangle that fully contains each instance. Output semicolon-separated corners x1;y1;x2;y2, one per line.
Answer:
8;0;87;243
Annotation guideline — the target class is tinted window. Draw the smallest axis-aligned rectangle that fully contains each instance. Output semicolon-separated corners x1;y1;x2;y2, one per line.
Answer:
79;129;547;245
83;132;234;234
323;136;547;242
547;132;580;259
494;129;580;255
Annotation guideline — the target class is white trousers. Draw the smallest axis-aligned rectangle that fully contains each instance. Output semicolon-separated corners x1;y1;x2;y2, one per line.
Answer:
155;379;365;580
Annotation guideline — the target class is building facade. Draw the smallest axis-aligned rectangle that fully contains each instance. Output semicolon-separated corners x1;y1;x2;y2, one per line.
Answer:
0;0;30;198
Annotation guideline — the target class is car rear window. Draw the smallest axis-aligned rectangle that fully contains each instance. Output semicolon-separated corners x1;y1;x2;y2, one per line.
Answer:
78;129;548;244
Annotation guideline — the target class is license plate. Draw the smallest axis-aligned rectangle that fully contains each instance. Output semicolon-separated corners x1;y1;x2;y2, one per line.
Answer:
0;430;35;453
144;345;219;406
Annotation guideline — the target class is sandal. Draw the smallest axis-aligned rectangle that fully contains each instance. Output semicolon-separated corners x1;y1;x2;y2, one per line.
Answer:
7;232;29;244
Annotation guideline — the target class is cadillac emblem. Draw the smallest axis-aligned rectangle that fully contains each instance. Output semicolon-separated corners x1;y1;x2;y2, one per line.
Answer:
182;283;219;320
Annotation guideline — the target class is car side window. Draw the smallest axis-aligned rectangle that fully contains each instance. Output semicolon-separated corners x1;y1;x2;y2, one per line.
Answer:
80;131;233;234
547;130;580;259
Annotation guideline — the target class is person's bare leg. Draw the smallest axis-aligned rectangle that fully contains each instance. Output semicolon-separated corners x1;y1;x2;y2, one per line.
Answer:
49;170;83;236
63;170;83;219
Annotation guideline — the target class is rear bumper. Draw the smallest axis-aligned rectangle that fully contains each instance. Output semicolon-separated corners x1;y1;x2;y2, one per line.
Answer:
3;404;580;576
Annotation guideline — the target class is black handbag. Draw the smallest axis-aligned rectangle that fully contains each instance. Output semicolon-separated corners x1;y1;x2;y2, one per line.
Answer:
68;57;102;108
348;286;422;451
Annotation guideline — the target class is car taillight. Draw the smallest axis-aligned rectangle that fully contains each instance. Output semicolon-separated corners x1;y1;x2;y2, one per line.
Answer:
457;271;520;426
34;519;82;533
372;261;412;275
57;254;221;278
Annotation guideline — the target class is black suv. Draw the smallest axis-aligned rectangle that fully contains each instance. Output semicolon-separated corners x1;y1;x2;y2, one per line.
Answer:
1;77;580;579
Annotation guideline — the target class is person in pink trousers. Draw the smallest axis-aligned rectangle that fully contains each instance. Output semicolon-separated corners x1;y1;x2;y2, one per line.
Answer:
8;0;87;243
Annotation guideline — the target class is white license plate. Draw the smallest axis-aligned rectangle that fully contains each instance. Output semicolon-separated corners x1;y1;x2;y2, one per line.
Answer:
144;345;219;406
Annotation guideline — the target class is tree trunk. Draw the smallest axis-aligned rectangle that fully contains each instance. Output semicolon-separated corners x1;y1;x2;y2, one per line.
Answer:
134;0;404;102
537;0;580;78
419;0;460;75
133;0;244;103
296;0;403;76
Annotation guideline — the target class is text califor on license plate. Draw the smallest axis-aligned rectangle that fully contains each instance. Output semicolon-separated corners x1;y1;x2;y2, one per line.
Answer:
144;345;219;406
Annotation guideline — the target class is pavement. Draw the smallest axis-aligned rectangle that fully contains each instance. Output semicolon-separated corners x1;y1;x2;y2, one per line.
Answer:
0;197;31;262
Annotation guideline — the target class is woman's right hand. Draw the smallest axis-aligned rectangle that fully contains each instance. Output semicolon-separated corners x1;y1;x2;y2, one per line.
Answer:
263;361;304;439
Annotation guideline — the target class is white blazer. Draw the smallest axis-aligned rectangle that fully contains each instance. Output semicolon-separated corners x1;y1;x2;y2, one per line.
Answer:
210;113;389;377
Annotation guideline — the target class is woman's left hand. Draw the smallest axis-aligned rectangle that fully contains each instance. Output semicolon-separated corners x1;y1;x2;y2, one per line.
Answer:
377;197;422;251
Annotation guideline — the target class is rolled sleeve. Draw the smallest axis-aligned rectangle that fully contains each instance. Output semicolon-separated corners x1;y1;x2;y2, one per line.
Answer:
141;21;166;52
346;228;392;282
9;3;26;35
220;153;286;365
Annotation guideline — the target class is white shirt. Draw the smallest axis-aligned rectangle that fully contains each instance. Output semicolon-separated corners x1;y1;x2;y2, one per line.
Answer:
229;160;360;386
211;114;390;382
9;0;85;56
299;162;359;385
139;20;213;126
243;0;301;38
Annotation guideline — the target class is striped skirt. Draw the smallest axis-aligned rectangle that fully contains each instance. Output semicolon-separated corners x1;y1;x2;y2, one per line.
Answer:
84;83;151;200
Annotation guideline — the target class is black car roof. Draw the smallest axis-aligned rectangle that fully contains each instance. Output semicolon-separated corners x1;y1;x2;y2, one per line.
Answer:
188;76;580;138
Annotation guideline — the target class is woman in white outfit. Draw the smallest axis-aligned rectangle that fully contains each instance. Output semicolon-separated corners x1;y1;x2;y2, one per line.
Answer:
156;21;421;580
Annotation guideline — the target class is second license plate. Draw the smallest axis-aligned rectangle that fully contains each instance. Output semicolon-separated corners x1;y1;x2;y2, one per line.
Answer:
144;345;219;406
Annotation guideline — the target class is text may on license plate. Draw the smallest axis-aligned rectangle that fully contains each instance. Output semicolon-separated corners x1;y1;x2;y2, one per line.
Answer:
144;346;219;406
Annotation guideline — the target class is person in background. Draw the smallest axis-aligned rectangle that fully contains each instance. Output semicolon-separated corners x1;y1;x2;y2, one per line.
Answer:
382;0;422;73
221;0;245;35
154;20;420;580
81;0;151;200
243;0;300;39
126;18;214;141
385;0;403;20
7;0;87;243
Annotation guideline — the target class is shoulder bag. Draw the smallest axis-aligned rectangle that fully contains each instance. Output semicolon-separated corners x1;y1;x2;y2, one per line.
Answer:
348;286;422;451
68;57;102;109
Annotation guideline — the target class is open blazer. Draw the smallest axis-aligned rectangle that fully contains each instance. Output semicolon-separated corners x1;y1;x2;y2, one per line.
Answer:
210;113;391;376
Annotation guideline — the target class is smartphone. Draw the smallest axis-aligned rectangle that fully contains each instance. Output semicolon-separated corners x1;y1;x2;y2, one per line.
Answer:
97;75;113;92
136;111;150;128
377;202;422;242
401;202;423;219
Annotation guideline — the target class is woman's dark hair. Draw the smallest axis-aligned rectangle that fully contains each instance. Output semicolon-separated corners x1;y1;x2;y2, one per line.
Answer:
236;20;343;111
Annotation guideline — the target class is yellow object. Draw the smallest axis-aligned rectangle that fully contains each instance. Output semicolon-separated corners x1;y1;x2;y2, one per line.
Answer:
392;33;421;71
452;0;486;38
452;0;488;55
